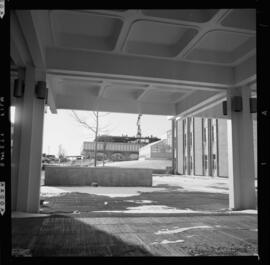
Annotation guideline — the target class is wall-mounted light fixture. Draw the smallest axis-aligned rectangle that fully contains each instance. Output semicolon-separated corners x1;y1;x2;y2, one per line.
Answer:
222;101;227;115
231;96;242;112
35;81;48;100
13;79;24;98
250;98;257;113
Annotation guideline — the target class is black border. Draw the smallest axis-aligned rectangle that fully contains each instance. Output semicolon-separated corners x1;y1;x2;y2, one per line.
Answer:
1;1;269;265
0;2;11;265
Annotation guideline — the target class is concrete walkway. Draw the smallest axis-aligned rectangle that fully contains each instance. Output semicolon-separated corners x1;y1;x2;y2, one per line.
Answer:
12;174;258;256
12;214;257;256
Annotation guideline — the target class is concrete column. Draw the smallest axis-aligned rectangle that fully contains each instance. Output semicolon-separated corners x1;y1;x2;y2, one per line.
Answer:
176;119;184;174
171;118;176;174
191;117;195;175
194;117;203;176
11;68;24;211
208;119;212;176
227;85;256;210
16;66;45;213
175;119;178;174
185;118;190;175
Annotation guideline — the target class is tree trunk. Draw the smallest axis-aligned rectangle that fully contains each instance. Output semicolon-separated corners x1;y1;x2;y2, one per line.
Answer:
102;142;106;167
94;138;98;167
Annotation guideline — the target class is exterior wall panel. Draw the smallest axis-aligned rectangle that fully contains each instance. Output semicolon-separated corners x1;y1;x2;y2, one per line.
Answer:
218;119;228;177
194;117;203;175
210;119;218;177
183;119;188;174
176;116;255;179
177;119;184;174
202;118;210;176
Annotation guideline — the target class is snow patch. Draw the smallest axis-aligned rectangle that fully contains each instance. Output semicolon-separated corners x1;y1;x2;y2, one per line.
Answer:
40;186;166;198
233;209;257;214
93;205;246;215
155;225;213;235
94;205;199;214
125;200;154;204
40;186;69;197
153;176;229;194
151;239;185;245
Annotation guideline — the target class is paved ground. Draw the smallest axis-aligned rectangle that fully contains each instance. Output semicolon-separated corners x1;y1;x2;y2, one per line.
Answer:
12;214;257;257
12;175;258;257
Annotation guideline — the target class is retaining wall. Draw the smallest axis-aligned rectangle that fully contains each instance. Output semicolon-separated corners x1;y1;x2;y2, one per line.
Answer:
45;166;152;186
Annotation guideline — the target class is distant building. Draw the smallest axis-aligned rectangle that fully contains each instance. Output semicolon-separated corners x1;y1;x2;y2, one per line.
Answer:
82;135;160;161
166;129;172;147
176;117;257;178
139;139;172;160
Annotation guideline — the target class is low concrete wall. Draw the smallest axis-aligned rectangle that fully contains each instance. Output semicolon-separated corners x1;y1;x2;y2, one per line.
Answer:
45;166;152;186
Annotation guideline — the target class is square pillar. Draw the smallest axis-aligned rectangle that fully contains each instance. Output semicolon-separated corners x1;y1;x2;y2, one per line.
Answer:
16;66;45;213
171;118;176;174
11;68;24;211
175;119;178;174
227;85;256;210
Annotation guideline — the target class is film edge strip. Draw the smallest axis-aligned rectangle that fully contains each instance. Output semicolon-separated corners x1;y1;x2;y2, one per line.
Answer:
0;95;6;217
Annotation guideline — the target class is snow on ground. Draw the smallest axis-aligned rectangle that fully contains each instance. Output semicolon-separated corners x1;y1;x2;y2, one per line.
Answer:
12;212;50;218
153;175;229;194
93;205;257;215
227;209;257;214
40;175;257;214
41;186;167;198
40;186;71;197
94;205;195;214
151;239;185;245
125;200;154;204
40;175;259;200
41;175;229;198
93;205;220;214
155;225;214;235
150;225;223;245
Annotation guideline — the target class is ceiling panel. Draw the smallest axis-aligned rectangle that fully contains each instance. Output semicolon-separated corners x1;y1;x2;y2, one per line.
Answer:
57;79;101;97
125;20;198;58
142;9;219;23
220;9;256;31
185;30;255;64
102;86;145;100
51;11;123;51
193;31;252;52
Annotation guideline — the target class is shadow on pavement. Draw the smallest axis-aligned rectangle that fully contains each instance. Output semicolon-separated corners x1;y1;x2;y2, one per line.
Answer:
12;215;153;257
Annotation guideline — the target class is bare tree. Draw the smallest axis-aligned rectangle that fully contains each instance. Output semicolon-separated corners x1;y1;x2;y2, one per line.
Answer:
71;110;110;167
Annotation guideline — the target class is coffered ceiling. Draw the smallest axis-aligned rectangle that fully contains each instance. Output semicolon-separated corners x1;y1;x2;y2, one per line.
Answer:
10;9;256;115
47;9;255;65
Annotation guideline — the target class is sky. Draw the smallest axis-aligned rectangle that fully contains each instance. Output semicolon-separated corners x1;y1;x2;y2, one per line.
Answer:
39;108;171;156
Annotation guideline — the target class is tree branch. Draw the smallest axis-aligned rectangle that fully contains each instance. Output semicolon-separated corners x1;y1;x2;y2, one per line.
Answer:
71;110;96;134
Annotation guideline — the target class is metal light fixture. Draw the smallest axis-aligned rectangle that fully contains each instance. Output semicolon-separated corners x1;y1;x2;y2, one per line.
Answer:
222;101;227;115
35;81;47;100
13;79;24;98
250;98;257;113
231;96;242;112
